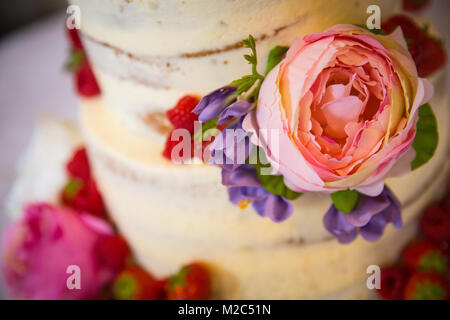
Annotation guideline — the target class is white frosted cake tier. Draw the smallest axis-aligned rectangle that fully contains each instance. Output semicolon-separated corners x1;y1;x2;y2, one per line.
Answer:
70;0;397;140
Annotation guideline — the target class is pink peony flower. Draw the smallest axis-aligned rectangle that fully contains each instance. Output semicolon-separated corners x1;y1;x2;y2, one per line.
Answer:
244;25;434;196
2;203;115;299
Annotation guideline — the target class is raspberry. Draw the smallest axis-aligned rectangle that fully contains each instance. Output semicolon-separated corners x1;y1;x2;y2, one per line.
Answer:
166;95;200;133
162;130;212;162
163;130;185;160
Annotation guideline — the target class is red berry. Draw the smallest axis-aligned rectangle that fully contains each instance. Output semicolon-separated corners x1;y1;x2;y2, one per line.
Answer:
382;15;424;41
404;272;449;300
62;178;107;218
96;235;131;271
403;0;430;12
382;15;447;78
113;266;158;300
66;27;83;50
420;205;450;244
147;279;169;300
76;61;101;97
412;36;447;78
67;147;91;182
402;240;448;274
162;129;197;161
377;266;408;300
166;263;211;300
166;95;200;133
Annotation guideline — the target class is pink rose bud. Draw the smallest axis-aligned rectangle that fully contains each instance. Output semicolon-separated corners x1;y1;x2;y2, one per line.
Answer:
244;25;433;196
2;203;115;299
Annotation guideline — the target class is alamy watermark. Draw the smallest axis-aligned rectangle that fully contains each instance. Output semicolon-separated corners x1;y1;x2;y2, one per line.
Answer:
66;265;81;290
66;5;81;30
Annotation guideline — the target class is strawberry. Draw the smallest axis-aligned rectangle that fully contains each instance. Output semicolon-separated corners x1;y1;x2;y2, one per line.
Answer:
442;186;450;212
411;36;447;78
113;266;162;300
65;27;101;97
76;61;101;97
382;15;424;41
402;0;430;12
404;272;449;300
166;263;211;300
147;279;169;300
66;27;84;50
382;15;446;77
420;205;450;244
402;240;448;274
96;235;131;271
67;147;91;182
62;178;106;218
166;95;200;133
377;266;408;300
63;147;107;217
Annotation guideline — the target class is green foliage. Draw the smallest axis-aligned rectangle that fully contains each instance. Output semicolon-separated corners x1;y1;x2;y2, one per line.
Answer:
411;104;438;170
265;46;289;75
330;190;359;214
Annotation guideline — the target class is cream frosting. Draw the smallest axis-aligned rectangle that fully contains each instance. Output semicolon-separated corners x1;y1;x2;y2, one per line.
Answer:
70;0;398;138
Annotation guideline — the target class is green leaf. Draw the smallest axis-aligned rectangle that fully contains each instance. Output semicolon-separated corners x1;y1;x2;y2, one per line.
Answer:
354;24;386;35
257;174;303;200
250;147;302;200
265;46;289;75
228;34;266;101
63;178;83;200
194;117;219;142
411;103;438;170
65;49;85;71
330;190;359;214
230;74;257;94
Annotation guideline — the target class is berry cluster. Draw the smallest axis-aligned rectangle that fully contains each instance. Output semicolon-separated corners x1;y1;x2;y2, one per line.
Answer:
112;263;211;300
163;95;211;162
378;199;450;300
61;147;212;300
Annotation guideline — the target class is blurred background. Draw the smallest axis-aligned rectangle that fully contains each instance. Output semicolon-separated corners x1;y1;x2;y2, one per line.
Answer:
0;0;449;300
0;0;76;299
0;0;65;38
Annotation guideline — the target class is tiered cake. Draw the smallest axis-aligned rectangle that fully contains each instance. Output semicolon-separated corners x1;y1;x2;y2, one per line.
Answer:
70;0;449;299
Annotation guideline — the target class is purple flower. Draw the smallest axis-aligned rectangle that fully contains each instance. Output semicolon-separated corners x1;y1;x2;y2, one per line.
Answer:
217;100;253;124
323;187;402;244
208;118;253;168
222;164;293;222
193;86;236;122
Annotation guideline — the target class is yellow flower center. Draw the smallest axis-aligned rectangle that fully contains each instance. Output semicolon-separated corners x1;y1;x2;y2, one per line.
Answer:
237;200;251;209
